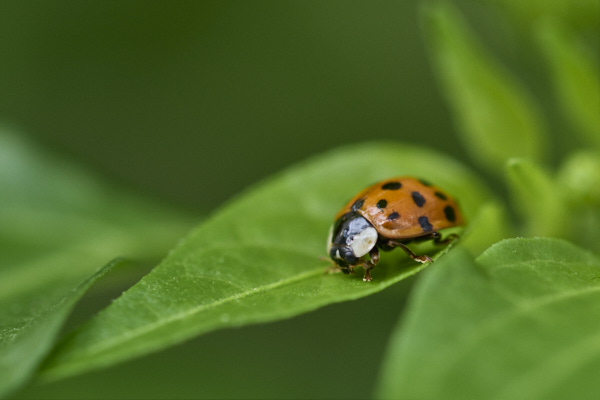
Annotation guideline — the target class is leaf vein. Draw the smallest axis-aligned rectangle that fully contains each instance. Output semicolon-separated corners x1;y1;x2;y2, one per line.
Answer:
437;284;600;376
70;268;325;358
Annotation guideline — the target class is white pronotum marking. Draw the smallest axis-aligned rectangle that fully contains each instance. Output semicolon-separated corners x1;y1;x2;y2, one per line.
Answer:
349;227;377;257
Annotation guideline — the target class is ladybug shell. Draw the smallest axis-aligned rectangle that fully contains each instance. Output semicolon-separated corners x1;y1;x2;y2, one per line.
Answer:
334;177;464;239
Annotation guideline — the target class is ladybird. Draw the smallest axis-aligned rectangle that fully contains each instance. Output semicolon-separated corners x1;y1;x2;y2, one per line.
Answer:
327;177;463;281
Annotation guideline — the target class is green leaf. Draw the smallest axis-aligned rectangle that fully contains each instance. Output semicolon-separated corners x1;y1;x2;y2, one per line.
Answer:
423;1;547;173
556;151;600;251
557;151;600;207
460;200;514;256
494;0;600;34
38;142;489;382
0;260;119;398
0;130;193;397
505;158;566;237
377;238;600;400
537;20;600;148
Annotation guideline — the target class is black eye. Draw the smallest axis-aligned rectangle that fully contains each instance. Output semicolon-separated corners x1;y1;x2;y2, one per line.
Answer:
340;247;358;265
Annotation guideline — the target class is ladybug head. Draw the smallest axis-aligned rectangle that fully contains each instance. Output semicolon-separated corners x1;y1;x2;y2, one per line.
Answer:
327;212;378;271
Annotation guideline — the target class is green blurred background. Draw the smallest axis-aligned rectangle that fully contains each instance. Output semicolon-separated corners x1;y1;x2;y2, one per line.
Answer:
2;0;597;398
1;0;469;212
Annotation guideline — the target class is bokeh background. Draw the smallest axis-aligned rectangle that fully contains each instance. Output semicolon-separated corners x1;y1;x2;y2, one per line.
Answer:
2;0;473;212
2;1;598;398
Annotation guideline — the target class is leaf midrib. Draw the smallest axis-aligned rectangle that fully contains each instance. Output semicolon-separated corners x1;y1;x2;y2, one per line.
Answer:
54;268;326;360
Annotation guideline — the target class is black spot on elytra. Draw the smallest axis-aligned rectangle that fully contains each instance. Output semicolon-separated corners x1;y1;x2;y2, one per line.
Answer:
434;191;447;200
411;191;426;207
382;181;402;190
387;211;400;221
351;198;365;211
418;216;433;231
376;199;387;209
418;179;432;186
444;205;456;222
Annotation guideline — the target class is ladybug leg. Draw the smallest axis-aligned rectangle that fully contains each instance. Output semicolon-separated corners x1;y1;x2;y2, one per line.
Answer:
430;231;459;246
361;247;380;282
370;246;380;264
385;240;433;264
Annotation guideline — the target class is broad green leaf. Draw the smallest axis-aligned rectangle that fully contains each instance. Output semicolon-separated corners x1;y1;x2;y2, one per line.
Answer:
423;1;546;173
0;260;118;399
377;238;600;400
38;142;489;382
0;130;193;397
505;158;566;237
537;20;600;148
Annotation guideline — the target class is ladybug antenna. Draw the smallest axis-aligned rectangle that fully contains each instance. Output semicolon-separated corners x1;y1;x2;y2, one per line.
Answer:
319;256;340;274
319;256;335;266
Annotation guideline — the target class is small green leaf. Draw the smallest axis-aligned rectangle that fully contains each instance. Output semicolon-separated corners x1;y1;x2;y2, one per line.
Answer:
423;1;547;173
495;0;600;35
505;158;566;237
557;151;600;207
0;260;119;398
460;200;514;256
0;130;193;397
38;142;489;382
377;238;600;400
536;20;600;148
556;151;600;251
